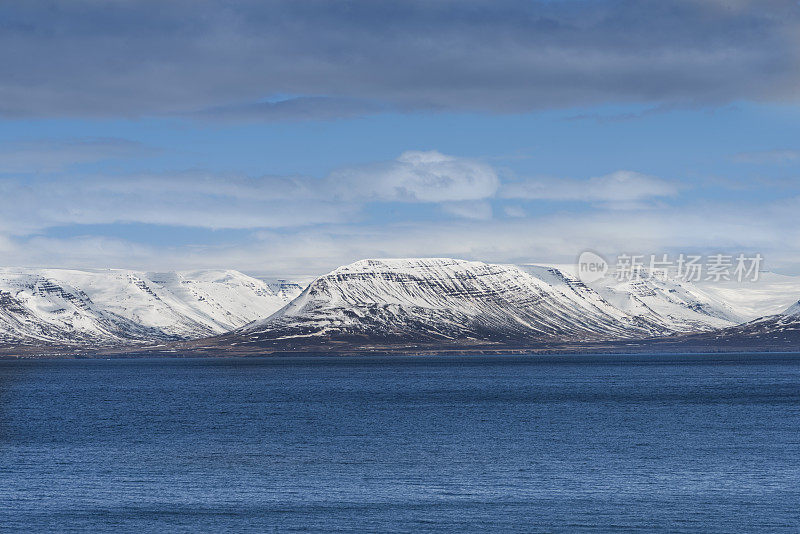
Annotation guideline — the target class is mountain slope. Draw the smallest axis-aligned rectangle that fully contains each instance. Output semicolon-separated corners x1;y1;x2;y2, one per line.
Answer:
700;300;800;346
692;272;800;320
0;274;162;344
0;268;302;345
587;274;744;333
645;298;800;354
784;300;800;317
234;258;671;346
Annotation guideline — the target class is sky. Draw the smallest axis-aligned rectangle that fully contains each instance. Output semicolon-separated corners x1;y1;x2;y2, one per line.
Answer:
1;0;800;279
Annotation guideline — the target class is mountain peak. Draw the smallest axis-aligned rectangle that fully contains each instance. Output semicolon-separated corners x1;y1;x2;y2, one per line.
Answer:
784;301;800;317
331;257;477;273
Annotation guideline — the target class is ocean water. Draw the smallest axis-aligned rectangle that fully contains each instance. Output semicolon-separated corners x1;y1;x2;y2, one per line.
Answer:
1;353;799;533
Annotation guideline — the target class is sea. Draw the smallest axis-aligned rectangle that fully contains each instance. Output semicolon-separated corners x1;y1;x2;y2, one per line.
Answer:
1;353;799;533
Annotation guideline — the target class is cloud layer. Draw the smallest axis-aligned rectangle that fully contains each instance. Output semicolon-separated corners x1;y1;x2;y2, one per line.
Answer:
500;171;678;204
0;150;500;233
2;141;798;276
1;145;692;237
4;202;799;278
1;0;798;119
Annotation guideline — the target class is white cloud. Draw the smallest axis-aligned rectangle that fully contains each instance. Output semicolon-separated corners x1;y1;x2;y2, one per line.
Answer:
240;206;800;276
4;198;798;277
440;201;493;220
503;205;526;218
1;145;798;277
0;173;355;233
329;150;499;202
500;170;679;203
0;150;504;234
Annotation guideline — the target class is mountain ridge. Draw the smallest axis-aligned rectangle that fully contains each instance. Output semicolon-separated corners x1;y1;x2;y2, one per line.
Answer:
2;258;800;354
0;268;303;345
233;258;736;347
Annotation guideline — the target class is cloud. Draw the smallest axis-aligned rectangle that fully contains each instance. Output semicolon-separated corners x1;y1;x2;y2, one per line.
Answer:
0;139;797;276
500;171;678;203
0;150;498;233
0;0;798;119
0;138;151;173
4;200;798;277
440;201;493;220
503;206;526;218
0;172;353;233
329;151;499;202
195;96;388;122
732;149;800;164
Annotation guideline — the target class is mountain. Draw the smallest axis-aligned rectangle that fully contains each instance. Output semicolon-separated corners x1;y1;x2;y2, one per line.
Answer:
693;299;800;348
642;298;800;354
266;279;305;301
229;258;678;348
586;274;744;333
691;271;800;320
3;259;800;354
784;300;800;317
580;271;800;352
0;268;303;345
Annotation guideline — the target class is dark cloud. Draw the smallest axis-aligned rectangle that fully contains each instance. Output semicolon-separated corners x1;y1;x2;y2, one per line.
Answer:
1;0;798;120
195;96;388;121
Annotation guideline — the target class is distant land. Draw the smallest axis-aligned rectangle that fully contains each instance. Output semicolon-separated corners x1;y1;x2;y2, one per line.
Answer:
1;258;799;358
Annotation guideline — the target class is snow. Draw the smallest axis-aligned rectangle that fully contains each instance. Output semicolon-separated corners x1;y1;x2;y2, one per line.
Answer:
3;258;800;346
585;272;744;332
242;258;800;344
783;300;800;317
0;268;302;344
527;264;800;321
244;258;676;342
692;272;800;319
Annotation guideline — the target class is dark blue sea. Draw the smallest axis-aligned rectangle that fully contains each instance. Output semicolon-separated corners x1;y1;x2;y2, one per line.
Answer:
1;353;800;533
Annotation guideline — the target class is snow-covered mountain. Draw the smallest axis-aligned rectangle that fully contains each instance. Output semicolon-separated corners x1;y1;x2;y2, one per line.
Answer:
586;274;745;333
0;268;303;345
3;258;800;350
784;300;800;317
235;258;673;345
265;279;306;302
692;272;800;320
691;299;800;348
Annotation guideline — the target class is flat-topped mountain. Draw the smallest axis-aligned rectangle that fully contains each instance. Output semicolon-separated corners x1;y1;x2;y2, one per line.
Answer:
229;258;735;348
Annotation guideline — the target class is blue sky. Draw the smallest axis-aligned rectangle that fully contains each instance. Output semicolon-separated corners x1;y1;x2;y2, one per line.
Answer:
1;1;799;277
